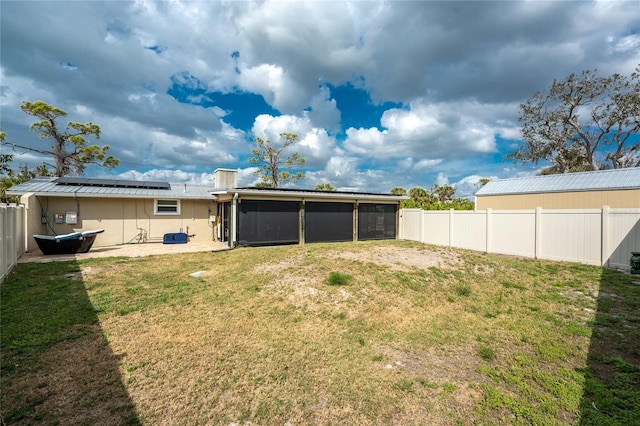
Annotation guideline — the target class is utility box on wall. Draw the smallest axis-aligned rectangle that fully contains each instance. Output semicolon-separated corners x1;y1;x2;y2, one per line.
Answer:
65;211;78;225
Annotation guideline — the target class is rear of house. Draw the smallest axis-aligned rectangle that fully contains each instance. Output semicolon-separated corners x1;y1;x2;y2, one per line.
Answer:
9;177;217;253
8;169;406;254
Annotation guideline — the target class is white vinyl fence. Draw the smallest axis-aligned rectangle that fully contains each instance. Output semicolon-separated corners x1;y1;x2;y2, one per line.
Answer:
1;204;26;283
399;207;640;271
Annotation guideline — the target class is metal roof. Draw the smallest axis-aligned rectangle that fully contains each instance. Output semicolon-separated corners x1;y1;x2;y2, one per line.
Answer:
213;187;408;202
228;187;409;201
475;168;640;196
7;177;216;199
8;178;407;202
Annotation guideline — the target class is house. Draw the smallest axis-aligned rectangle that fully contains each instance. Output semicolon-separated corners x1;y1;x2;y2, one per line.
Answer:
474;168;640;210
8;169;406;253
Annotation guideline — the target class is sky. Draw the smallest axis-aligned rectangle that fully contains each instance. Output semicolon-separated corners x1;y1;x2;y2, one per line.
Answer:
1;0;639;197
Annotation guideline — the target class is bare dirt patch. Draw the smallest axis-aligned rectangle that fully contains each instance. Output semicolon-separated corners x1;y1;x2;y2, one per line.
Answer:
253;246;461;310
330;245;460;271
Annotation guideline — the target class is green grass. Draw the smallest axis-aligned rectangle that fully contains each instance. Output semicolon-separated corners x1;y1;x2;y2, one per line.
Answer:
326;271;353;285
1;240;638;425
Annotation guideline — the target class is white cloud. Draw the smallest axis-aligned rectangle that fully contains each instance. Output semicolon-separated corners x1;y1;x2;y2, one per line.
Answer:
2;0;638;194
250;114;340;168
344;100;517;160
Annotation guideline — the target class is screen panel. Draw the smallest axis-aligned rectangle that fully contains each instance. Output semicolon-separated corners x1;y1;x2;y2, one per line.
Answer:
305;202;354;243
358;203;397;240
238;200;300;246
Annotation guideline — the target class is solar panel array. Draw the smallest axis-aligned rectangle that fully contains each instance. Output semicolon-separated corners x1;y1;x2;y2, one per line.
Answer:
55;177;171;190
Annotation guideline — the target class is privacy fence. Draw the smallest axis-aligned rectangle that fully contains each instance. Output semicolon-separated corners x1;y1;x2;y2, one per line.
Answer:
399;207;640;271
1;204;26;283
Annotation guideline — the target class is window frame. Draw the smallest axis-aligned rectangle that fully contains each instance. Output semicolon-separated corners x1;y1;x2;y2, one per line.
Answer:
154;199;181;215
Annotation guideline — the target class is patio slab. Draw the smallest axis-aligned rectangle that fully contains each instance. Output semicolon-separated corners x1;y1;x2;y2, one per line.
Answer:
18;241;230;263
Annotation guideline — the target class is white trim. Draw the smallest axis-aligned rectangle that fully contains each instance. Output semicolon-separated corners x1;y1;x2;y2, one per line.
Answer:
155;199;180;215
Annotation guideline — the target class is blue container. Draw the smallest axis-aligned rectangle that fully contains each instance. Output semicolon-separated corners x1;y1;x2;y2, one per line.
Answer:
163;232;188;244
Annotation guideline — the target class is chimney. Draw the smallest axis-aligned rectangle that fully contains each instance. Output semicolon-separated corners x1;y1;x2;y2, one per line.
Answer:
214;168;238;190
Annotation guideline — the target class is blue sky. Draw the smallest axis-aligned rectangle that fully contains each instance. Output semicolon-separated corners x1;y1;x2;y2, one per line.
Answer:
1;1;639;197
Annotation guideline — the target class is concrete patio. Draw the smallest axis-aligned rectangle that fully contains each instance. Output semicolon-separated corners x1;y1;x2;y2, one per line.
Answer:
18;241;230;263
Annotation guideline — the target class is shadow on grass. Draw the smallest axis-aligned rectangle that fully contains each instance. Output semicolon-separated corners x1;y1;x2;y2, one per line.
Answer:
0;260;140;425
579;267;640;425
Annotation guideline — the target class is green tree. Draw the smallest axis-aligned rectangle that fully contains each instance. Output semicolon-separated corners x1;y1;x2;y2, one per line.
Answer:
1;151;51;203
402;185;473;210
0;131;12;175
390;187;407;196
0;101;119;177
507;68;640;174
432;184;455;203
315;183;336;191
249;132;305;188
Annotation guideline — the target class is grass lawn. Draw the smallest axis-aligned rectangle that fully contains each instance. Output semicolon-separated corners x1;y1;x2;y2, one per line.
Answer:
1;240;639;425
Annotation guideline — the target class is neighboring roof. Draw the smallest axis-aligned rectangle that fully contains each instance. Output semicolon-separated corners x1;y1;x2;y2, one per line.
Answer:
213;187;408;202
7;177;215;199
475;168;640;196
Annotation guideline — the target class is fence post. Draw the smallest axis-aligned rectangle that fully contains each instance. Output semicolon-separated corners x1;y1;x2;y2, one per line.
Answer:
601;205;610;267
1;205;6;281
535;207;542;259
449;209;454;247
486;208;492;253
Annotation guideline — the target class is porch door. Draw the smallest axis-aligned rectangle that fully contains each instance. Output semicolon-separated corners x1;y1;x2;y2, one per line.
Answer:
219;202;231;244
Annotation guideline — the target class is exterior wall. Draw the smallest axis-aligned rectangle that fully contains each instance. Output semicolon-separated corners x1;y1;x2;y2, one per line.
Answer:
21;193;46;252
476;188;640;210
22;195;216;250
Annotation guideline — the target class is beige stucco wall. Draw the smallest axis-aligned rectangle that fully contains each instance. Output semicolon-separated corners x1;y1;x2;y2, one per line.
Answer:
475;189;640;210
22;194;217;252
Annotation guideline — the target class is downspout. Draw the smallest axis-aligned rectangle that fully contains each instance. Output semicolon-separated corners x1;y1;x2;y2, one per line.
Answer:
73;189;80;226
231;192;239;248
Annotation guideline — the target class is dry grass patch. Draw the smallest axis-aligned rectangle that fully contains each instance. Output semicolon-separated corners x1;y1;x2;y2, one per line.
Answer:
2;240;638;425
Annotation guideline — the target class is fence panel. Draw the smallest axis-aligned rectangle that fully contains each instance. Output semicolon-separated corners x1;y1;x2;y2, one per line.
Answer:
398;209;422;241
490;210;536;257
1;205;6;282
422;211;450;246
607;209;640;270
540;210;602;265
1;204;26;283
452;211;487;251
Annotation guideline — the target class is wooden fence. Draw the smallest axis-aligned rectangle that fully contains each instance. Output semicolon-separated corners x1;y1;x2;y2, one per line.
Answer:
399;207;640;271
1;204;26;283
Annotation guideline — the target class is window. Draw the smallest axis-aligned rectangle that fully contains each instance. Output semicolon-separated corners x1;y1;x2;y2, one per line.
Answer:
155;199;180;215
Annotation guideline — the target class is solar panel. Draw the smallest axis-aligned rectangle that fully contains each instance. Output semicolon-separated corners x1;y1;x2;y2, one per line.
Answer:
55;177;171;190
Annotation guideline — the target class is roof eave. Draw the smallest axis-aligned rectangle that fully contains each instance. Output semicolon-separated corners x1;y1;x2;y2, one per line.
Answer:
216;188;407;202
6;190;216;200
